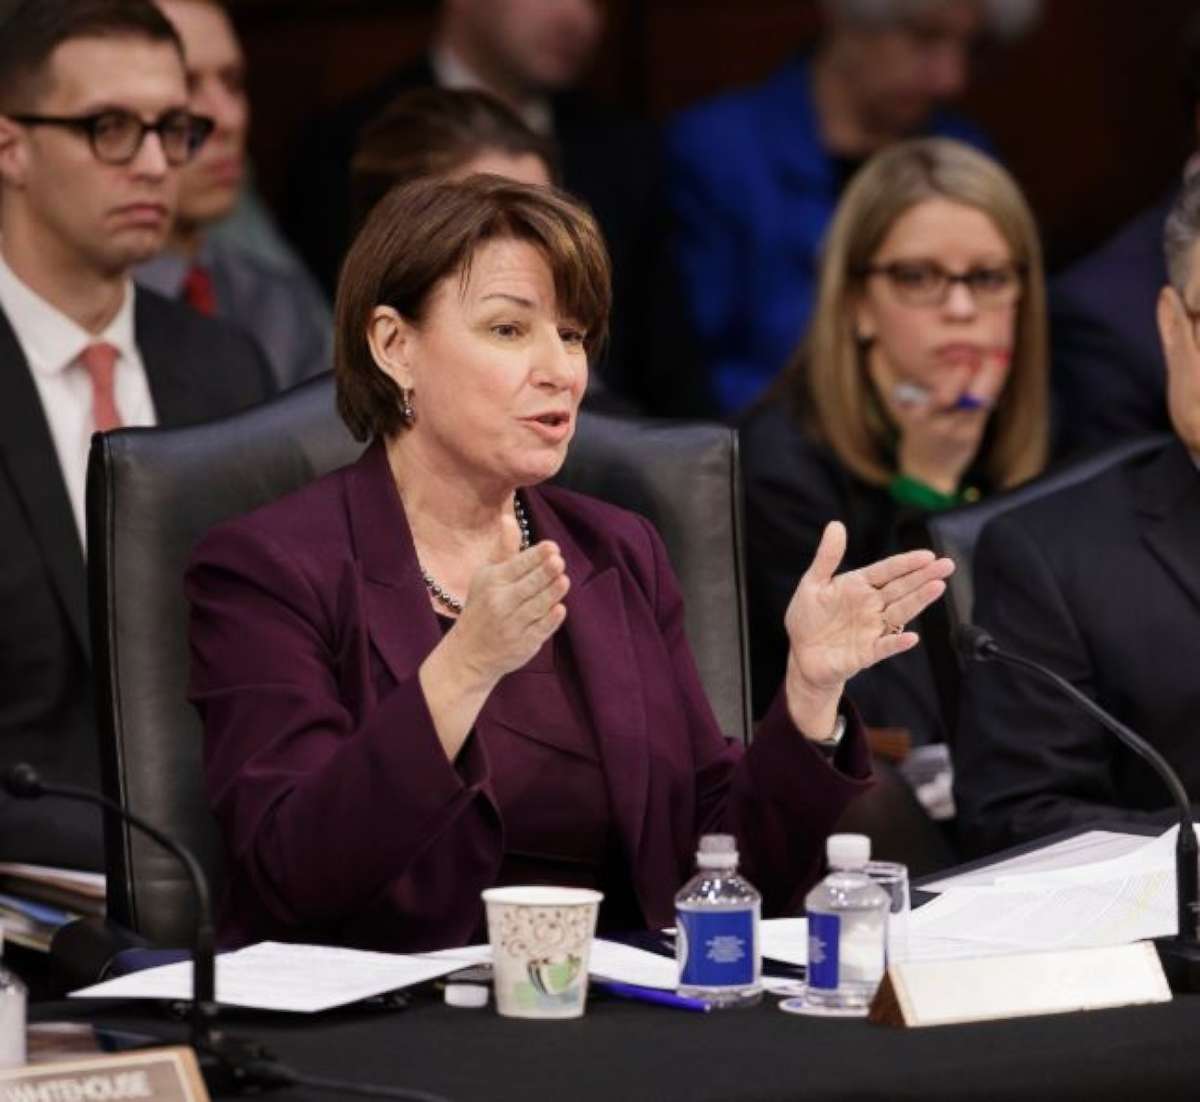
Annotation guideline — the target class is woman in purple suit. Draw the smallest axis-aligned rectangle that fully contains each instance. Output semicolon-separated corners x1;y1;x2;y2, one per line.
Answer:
186;176;953;950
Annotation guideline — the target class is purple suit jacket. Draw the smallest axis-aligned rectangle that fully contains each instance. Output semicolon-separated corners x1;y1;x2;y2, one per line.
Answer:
186;439;871;950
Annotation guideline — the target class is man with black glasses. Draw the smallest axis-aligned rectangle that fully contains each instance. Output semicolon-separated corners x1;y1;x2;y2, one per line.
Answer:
0;0;273;871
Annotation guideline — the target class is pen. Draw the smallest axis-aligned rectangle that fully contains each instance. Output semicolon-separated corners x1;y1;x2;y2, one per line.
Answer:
593;980;711;1013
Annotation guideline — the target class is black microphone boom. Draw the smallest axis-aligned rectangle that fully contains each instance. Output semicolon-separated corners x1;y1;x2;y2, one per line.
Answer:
0;764;455;1101
956;624;1200;991
0;763;217;1048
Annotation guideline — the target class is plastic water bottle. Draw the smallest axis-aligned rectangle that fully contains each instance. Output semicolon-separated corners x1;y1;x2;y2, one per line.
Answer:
0;930;26;1068
804;833;888;1013
675;834;762;1008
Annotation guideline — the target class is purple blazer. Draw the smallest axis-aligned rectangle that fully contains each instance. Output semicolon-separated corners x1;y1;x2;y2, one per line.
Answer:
186;439;871;950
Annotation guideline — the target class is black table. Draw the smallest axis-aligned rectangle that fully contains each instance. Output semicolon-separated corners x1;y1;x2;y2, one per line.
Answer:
32;984;1200;1102
32;823;1193;1102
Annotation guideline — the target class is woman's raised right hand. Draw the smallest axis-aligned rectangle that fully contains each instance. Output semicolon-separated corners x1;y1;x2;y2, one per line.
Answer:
446;541;570;685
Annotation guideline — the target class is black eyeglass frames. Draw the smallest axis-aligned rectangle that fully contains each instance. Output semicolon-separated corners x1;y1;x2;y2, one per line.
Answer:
6;109;214;166
856;259;1026;309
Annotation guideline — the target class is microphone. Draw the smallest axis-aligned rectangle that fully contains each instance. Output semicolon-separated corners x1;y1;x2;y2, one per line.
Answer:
1;764;454;1101
956;625;1200;991
0;763;218;1052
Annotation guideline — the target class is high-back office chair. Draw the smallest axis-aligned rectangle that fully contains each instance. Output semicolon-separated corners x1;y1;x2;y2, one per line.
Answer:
921;434;1170;733
87;375;750;946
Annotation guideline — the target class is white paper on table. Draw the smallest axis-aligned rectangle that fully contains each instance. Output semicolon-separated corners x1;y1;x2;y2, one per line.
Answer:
587;939;678;989
908;867;1176;953
70;941;480;1013
919;829;1162;893
761;917;808;967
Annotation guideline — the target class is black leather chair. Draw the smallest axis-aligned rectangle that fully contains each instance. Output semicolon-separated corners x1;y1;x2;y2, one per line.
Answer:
920;433;1171;733
86;374;751;946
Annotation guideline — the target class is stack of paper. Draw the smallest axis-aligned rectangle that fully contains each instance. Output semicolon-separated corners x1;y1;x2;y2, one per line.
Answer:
0;864;105;952
907;826;1180;961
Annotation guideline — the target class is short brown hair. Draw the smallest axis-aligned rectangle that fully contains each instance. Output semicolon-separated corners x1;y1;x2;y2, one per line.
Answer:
335;174;612;442
0;0;183;112
775;137;1048;490
349;88;559;233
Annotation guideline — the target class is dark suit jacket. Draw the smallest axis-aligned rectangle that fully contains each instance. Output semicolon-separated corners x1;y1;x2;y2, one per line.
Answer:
740;397;954;743
0;286;274;870
185;439;870;951
955;440;1200;856
286;56;714;418
1050;193;1174;459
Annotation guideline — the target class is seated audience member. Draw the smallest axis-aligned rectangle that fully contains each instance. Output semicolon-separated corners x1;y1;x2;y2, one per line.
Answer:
0;0;274;870
741;138;1049;744
185;176;954;950
1049;22;1200;458
136;0;332;391
667;0;1039;414
349;87;627;413
289;0;713;417
349;87;557;231
955;177;1200;856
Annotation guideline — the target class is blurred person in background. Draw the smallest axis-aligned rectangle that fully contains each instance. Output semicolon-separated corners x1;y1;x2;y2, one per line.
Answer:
0;0;273;871
138;0;332;391
668;0;1040;415
741;139;1048;752
289;0;714;418
1049;15;1200;458
349;87;557;231
348;86;627;412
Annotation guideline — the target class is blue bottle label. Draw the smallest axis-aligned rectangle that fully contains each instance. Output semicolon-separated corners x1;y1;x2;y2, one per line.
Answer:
807;912;840;990
677;908;756;987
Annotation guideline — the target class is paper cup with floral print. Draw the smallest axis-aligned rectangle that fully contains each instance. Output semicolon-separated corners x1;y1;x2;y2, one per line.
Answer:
482;886;603;1019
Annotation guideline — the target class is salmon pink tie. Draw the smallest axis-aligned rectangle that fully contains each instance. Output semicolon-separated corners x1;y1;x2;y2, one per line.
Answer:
79;342;122;431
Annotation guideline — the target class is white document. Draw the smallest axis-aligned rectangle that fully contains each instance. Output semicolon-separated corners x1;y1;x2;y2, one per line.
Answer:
70;938;682;1009
71;941;480;1012
761;917;809;966
588;939;678;989
920;830;1159;892
909;868;1176;951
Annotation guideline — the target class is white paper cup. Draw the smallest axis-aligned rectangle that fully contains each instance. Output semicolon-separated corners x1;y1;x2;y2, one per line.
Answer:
481;886;603;1019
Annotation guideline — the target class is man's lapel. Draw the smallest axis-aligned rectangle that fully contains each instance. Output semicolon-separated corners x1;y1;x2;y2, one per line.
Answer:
0;310;89;654
134;286;202;425
1135;440;1200;616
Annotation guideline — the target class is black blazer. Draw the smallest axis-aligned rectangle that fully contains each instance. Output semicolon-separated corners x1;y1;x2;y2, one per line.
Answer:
955;439;1200;856
739;398;948;742
285;56;714;418
0;286;274;869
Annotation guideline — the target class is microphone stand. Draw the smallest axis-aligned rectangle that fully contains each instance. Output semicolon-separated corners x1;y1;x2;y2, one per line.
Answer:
1;765;290;1090
958;626;1200;991
3;764;455;1100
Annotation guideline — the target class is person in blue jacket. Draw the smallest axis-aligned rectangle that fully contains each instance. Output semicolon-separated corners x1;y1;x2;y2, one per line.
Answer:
667;0;1039;415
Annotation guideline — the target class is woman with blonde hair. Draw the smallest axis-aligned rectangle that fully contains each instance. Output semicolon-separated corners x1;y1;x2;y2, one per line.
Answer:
741;137;1048;742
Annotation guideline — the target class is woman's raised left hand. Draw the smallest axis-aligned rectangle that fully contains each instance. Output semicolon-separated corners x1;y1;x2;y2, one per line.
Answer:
782;521;955;741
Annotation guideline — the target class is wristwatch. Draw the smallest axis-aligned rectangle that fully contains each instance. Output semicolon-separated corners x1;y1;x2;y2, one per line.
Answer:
813;715;847;757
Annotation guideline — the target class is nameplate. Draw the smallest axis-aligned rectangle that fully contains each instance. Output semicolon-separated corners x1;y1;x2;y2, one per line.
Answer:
0;1046;208;1102
869;941;1172;1028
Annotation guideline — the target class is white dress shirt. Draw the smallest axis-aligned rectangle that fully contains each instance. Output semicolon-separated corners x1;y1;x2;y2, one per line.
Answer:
0;249;156;550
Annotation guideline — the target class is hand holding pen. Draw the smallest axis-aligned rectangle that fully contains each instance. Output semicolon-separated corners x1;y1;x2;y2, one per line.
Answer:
887;346;1011;496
